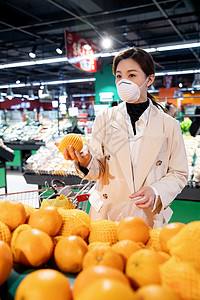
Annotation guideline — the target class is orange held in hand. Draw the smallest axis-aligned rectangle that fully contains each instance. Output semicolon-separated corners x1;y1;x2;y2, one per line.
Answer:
58;133;83;154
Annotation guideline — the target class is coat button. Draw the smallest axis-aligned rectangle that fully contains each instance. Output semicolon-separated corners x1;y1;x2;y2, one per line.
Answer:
156;160;162;166
103;193;108;199
105;154;110;160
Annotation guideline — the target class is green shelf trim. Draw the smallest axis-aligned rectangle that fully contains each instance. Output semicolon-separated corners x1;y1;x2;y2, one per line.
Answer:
169;200;200;224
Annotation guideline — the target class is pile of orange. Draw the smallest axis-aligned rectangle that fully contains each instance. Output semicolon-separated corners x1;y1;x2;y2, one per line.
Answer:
1;197;200;300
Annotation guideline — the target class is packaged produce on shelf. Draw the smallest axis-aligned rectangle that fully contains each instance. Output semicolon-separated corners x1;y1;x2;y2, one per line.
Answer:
24;141;76;176
0;119;74;144
183;135;200;183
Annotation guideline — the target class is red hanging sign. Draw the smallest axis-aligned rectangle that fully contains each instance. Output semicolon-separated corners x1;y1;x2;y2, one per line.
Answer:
65;30;101;73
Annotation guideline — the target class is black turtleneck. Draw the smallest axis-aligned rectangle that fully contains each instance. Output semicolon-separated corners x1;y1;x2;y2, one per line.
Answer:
126;100;149;135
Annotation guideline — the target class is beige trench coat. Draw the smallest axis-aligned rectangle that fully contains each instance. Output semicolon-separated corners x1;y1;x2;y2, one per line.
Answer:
75;101;188;228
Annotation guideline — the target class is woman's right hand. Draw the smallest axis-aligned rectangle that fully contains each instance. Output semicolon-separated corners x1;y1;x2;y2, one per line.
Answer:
63;145;92;168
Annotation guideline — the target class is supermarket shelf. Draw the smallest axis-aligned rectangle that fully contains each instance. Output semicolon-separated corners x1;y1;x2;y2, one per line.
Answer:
175;186;200;202
0;146;14;162
5;142;45;151
23;172;88;188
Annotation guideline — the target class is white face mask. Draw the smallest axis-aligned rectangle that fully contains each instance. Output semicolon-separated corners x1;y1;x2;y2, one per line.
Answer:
116;77;149;103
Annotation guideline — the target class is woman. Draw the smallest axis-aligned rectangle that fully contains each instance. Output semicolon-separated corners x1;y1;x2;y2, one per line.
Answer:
64;47;188;228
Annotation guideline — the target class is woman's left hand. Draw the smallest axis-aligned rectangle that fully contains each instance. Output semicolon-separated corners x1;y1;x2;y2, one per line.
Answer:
129;187;155;209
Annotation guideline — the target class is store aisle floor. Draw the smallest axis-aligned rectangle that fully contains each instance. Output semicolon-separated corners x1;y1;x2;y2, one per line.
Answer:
0;170;40;207
0;170;37;194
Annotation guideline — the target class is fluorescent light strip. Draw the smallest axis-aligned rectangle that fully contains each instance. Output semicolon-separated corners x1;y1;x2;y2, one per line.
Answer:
157;42;200;51
0;42;199;70
0;57;68;69
0;69;200;89
155;69;200;76
72;93;95;97
0;78;96;89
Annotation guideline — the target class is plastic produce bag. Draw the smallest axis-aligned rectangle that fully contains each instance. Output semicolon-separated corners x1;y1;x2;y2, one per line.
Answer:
107;197;148;222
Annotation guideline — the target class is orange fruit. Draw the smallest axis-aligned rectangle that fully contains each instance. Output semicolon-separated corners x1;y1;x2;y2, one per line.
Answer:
0;201;26;231
89;220;118;245
52;235;65;247
73;265;131;298
117;217;150;244
88;242;111;250
54;235;88;273
112;240;141;264
15;269;71;300
23;204;36;222
146;228;162;251
82;245;124;272
157;251;170;261
0;241;13;286
58;133;83;154
167;221;200;271
28;206;62;236
12;228;53;267
125;249;167;289
11;224;31;259
160;256;200;300
136;284;180;300
58;208;91;240
41;195;75;210
74;278;136;300
0;221;12;245
159;222;185;253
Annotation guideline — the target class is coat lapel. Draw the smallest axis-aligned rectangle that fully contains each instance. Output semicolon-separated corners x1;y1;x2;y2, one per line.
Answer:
109;103;134;193
134;102;165;191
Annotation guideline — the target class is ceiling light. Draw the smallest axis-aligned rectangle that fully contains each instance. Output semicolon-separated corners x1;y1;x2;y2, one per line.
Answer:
28;89;35;100
102;37;112;49
155;69;200;76
29;46;37;59
29;52;36;59
6;87;14;100
0;77;95;90
192;73;200;88
56;48;63;55
0;57;68;69
157;42;200;51
143;47;157;53
56;41;64;55
72;93;95;97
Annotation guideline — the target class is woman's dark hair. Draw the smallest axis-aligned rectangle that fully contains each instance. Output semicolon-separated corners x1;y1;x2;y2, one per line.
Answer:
113;47;165;112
